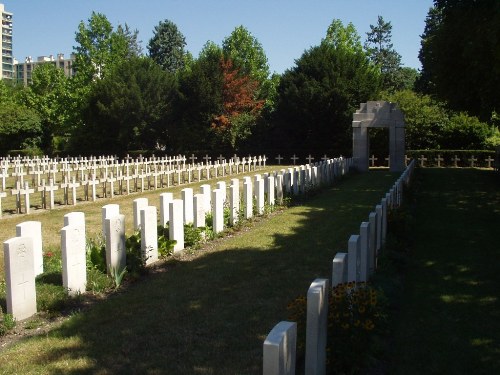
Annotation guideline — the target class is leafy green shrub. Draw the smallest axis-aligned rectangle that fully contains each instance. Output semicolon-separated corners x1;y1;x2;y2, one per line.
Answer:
86;235;106;273
87;267;114;293
157;224;176;256
183;224;202;248
0;307;16;336
125;231;147;279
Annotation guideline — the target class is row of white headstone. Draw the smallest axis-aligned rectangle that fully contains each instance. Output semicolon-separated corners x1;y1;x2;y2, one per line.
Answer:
2;157;352;322
0;154;268;217
263;159;416;375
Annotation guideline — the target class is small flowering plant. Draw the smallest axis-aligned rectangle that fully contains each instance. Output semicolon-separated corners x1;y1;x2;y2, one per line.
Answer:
287;281;386;373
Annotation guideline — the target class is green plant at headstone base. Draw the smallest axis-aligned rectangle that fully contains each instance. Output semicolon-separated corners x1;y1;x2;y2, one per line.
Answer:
87;267;114;294
183;223;202;248
86;235;106;273
0;306;16;336
157;224;176;256
287;282;387;373
109;265;127;289
125;231;147;279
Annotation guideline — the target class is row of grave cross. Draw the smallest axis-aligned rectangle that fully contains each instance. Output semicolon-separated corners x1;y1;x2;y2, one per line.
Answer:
367;154;495;168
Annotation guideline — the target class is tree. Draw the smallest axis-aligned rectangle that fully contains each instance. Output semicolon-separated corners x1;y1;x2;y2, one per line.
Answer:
274;20;380;154
222;26;270;84
0;81;41;154
74;56;176;155
418;0;500;121
174;42;224;152
211;58;264;148
365;15;403;92
73;12;138;84
147;20;187;73
22;63;72;153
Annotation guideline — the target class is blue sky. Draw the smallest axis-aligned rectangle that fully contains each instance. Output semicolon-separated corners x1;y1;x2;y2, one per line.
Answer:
5;0;433;74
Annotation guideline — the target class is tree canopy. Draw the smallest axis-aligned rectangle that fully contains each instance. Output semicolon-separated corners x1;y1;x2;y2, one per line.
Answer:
147;19;187;73
273;20;380;154
418;0;500;121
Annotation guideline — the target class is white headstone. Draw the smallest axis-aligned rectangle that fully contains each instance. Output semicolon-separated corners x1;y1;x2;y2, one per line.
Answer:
199;184;211;212
305;278;329;375
3;236;37;320
229;179;240;226
159;192;173;227
193;193;206;228
359;222;370;282
61;224;87;295
101;203;120;235
141;206;158;265
133;198;148;231
216;181;226;204
169;199;184;252
105;214;126;274
212;189;224;234
347;234;360;282
332;252;347;287
181;188;194;225
64;211;85;229
255;178;265;215
263;321;297;375
242;179;253;219
368;212;377;276
267;175;275;206
16;221;43;276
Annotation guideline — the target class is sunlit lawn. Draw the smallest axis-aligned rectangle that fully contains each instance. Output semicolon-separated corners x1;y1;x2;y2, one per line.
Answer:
0;170;398;374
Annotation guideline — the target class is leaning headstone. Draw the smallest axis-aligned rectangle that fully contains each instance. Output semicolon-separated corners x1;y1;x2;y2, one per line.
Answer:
141;206;158;265
61;224;86;295
305;278;329;375
332;252;347;287
169;199;184;252
133;198;148;231
16;221;43;276
159;192;173;227
347;234;360;282
3;236;37;320
105;214;126;275
263;321;297;375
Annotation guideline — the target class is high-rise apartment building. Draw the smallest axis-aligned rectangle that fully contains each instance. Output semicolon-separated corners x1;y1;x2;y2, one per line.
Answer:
1;3;14;80
15;53;76;85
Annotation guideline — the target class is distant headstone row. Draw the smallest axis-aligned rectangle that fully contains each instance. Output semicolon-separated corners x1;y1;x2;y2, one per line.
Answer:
2;157;352;322
0;154;269;217
263;159;416;375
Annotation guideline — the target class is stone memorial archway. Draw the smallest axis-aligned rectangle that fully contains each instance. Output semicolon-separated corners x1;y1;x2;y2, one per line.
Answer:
352;101;405;172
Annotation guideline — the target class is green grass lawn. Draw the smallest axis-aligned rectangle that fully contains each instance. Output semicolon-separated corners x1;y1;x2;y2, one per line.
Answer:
390;168;500;374
0;170;398;374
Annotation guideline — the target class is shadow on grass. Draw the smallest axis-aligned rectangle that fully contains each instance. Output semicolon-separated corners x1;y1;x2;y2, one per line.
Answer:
391;168;500;375
3;171;399;375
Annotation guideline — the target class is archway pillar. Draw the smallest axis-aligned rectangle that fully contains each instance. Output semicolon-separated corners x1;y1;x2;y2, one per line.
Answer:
352;101;405;172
